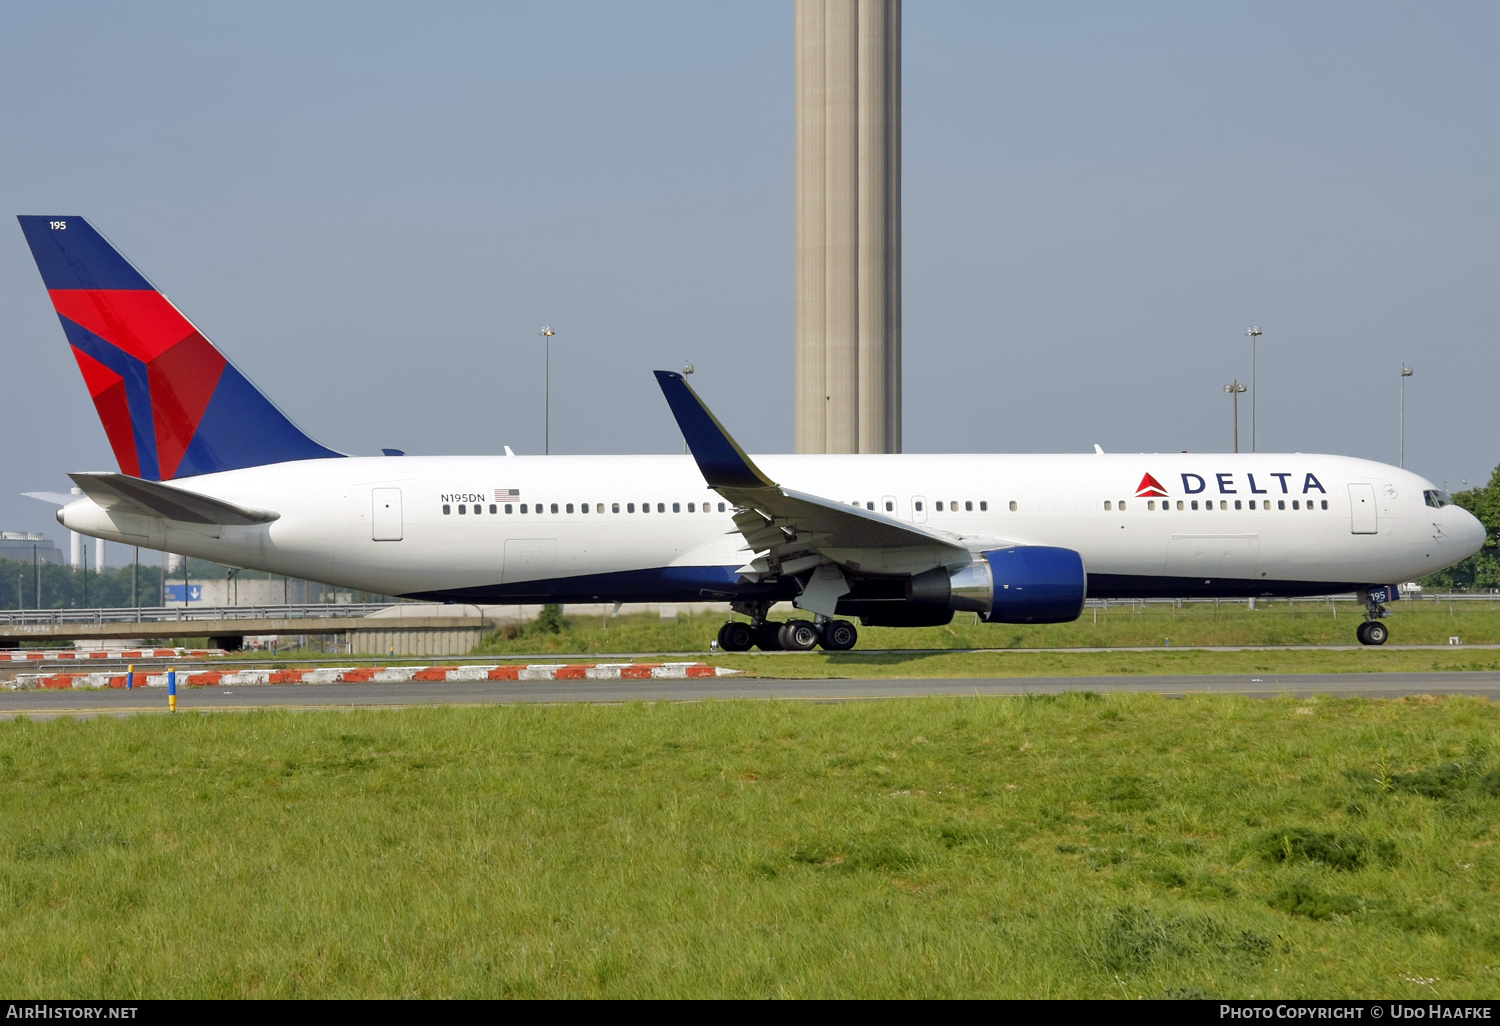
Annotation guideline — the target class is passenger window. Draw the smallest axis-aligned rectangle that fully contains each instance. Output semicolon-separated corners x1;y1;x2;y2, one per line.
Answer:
473;505;482;515
504;504;513;514
520;504;528;514
866;502;874;511
1218;500;1226;510
688;502;695;512
673;502;680;512
1278;500;1285;510
936;501;943;511
1119;500;1126;511
914;501;923;512
980;501;987;511
581;503;588;514
459;504;466;515
597;504;604;514
1234;500;1241;510
443;504;451;515
565;503;574;513
489;504;497;514
642;502;650;514
1191;500;1199;510
965;501;973;511
1292;500;1300;510
950;500;958;511
1009;500;1017;512
1104;501;1112;511
1248;500;1255;510
718;502;726;512
1147;500;1155;511
1176;500;1184;510
627;503;635;513
885;501;894;512
612;503;620;513
658;503;666;513
1321;500;1328;510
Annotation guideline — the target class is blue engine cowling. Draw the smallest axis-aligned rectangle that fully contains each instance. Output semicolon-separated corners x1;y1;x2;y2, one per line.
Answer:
946;546;1087;624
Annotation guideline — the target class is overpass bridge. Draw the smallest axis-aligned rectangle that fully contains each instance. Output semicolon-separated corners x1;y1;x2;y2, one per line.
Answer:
0;604;496;653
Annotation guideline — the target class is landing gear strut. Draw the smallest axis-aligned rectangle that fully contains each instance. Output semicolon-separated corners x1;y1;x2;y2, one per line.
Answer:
716;602;859;652
1357;591;1390;646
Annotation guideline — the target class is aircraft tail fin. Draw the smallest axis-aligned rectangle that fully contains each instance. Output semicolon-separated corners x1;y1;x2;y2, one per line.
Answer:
16;215;343;481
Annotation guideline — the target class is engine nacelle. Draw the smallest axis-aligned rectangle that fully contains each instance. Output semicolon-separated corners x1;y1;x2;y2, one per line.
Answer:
908;546;1086;624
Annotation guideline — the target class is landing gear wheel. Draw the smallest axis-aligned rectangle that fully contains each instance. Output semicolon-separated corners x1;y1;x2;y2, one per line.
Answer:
755;622;785;651
718;621;755;652
778;619;820;651
819;619;858;651
1358;621;1388;646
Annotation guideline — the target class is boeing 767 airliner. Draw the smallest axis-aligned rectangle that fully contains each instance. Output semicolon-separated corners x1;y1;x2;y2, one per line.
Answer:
16;216;1487;651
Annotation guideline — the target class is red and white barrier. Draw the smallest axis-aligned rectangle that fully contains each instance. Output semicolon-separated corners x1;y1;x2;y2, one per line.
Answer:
6;662;742;690
0;648;224;662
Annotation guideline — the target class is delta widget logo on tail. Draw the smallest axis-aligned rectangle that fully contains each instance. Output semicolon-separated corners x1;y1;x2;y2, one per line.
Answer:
1135;473;1169;498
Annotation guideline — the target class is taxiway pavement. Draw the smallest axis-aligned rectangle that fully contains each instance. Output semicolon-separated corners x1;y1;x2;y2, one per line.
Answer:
3;671;1498;718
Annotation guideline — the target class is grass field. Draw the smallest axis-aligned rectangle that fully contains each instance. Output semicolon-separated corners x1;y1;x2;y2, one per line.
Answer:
2;694;1498;997
473;600;1500;656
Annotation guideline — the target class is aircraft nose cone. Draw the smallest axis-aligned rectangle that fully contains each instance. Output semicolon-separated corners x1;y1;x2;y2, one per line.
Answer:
1456;506;1488;556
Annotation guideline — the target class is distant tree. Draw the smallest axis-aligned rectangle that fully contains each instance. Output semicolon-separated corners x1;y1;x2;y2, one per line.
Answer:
1422;463;1500;590
534;603;566;634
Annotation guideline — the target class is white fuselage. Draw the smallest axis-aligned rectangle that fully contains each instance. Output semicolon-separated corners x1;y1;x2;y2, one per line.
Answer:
58;451;1486;603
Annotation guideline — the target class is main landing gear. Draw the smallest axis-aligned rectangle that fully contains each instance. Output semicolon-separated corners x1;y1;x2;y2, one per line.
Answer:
715;604;858;652
1356;591;1390;646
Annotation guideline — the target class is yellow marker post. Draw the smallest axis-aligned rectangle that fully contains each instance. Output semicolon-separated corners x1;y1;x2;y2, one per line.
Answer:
126;663;134;689
168;669;176;712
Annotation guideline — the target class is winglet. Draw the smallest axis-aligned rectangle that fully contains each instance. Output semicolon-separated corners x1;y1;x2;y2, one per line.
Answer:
653;371;775;490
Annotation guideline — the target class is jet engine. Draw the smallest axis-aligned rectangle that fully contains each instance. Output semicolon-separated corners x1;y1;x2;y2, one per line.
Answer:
907;546;1086;624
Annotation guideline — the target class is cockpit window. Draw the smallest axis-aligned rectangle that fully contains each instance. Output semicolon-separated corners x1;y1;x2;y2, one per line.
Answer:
1424;489;1452;508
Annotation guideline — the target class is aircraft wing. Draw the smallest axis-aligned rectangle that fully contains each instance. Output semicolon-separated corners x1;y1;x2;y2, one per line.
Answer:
654;370;970;582
67;472;280;526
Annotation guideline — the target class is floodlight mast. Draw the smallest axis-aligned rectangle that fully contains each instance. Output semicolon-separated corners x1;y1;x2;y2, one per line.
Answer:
1245;326;1262;452
539;325;556;455
1224;380;1247;453
682;362;694;454
1400;363;1414;468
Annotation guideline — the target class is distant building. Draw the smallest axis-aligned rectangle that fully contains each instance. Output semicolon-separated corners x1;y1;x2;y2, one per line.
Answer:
0;532;65;565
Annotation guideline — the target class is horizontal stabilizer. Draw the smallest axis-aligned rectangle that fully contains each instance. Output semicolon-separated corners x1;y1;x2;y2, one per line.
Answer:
68;472;279;526
22;491;76;506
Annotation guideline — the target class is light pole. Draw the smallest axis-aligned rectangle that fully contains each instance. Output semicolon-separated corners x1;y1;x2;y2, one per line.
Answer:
1400;363;1414;468
681;361;694;454
539;325;556;455
1224;380;1246;453
1245;326;1262;452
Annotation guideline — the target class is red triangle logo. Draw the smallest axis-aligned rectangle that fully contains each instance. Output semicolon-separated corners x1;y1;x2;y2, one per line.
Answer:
1136;473;1168;497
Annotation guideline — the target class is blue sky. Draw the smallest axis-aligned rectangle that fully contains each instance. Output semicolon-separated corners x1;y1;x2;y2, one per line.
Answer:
2;2;1496;562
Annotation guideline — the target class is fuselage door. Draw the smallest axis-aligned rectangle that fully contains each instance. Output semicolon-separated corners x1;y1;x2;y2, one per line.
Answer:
372;488;403;541
1349;483;1378;535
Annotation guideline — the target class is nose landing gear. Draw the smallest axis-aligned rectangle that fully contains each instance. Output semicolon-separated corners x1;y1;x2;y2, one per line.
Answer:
1356;590;1390;646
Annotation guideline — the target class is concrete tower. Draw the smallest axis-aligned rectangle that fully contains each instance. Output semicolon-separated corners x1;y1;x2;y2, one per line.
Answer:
795;0;901;454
